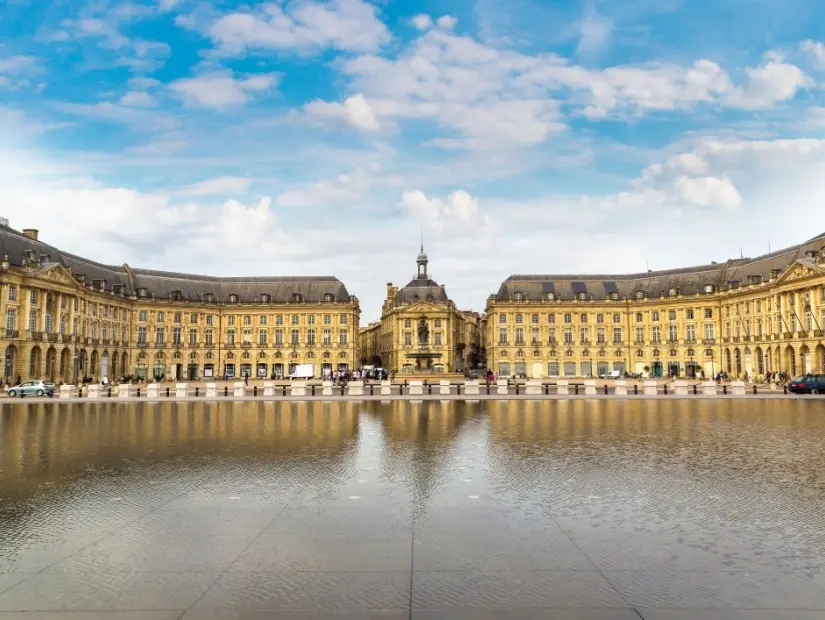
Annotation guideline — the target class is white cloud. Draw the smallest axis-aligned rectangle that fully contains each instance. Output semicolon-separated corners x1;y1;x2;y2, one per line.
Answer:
304;93;381;131
119;91;158;108
399;189;493;231
56;101;178;131
411;14;433;30
674;175;742;209
209;0;390;55
436;15;458;30
276;163;397;207
0;55;38;74
178;176;252;196
576;12;612;58
128;76;161;90
170;72;279;109
0;55;41;90
728;53;812;108
801;40;825;67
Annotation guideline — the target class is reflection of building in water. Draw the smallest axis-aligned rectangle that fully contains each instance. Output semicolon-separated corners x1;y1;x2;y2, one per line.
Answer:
0;401;359;486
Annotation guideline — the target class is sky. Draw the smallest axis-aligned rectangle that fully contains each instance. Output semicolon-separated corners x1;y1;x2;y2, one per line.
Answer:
2;0;825;321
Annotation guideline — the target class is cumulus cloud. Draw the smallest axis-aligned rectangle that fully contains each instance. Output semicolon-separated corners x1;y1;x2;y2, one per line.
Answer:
0;55;41;90
276;163;399;207
209;0;390;55
801;40;825;67
576;11;612;58
436;15;458;30
411;14;433;30
674;175;742;209
399;189;493;231
119;91;158;107
304;94;381;131
170;72;279;109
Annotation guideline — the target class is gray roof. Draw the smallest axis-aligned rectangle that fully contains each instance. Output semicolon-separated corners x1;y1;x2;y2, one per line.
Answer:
496;232;825;302
0;225;352;303
395;277;449;304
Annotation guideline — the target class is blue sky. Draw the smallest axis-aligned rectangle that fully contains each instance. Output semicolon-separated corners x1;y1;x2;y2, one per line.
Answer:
2;0;825;319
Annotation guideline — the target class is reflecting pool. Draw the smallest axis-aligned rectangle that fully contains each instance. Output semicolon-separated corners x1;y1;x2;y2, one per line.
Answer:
1;399;825;619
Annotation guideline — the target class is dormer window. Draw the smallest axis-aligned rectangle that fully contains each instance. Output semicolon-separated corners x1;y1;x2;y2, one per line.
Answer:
609;292;619;301
203;293;215;303
261;294;271;303
513;291;524;301
770;269;781;279
137;288;148;298
747;275;762;285
292;293;302;303
635;290;645;299
704;284;715;294
229;294;239;304
324;293;334;302
669;288;678;297
727;280;740;290
170;290;182;301
577;292;586;301
547;292;555;301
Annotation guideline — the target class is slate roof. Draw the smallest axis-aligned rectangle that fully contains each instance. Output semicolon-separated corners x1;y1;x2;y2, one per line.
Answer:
0;224;352;303
395;277;449;304
495;232;825;301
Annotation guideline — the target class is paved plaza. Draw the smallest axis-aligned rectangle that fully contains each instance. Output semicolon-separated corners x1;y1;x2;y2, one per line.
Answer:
1;399;825;619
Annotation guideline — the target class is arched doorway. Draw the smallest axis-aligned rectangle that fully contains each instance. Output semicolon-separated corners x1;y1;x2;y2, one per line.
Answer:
785;345;796;376
60;348;71;382
29;346;42;379
817;344;825;374
45;346;57;381
78;349;87;378
775;346;782;373
4;344;17;383
90;350;99;379
725;349;732;373
121;352;129;377
101;350;109;380
734;348;742;376
110;351;118;379
800;344;811;374
756;347;764;375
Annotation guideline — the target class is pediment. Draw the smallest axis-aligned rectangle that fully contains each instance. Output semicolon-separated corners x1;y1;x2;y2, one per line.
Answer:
401;301;445;314
775;261;825;285
30;264;78;288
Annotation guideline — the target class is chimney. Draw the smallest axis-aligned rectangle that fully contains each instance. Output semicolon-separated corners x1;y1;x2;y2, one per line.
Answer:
22;229;38;241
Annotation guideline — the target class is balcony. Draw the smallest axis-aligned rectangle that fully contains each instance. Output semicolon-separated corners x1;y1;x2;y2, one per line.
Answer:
815;330;823;337
241;342;252;348
91;338;100;346
703;338;715;345
686;339;697;345
138;341;147;348
29;331;44;341
733;337;740;343
155;343;166;349
3;329;19;339
61;334;72;344
102;339;110;346
783;332;792;339
47;333;58;343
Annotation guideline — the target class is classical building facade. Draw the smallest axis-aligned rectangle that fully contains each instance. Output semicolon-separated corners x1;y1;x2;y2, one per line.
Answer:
359;246;480;374
486;233;825;380
0;222;360;383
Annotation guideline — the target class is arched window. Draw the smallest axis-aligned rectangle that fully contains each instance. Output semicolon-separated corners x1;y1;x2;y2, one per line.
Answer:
228;294;239;304
261;294;271;303
513;291;524;301
577;292;586;301
324;293;334;302
292;293;303;303
547;292;555;301
609;292;619;301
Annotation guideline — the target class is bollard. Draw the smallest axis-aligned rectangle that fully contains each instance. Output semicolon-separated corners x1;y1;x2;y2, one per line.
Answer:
428;383;432;395
166;387;170;397
225;386;228;397
195;387;199;397
784;384;787;394
574;384;579;395
544;384;549;395
311;385;315;396
341;385;345;395
604;385;608;395
457;383;462;395
107;387;111;398
137;387;141;398
254;386;258;397
634;384;638;395
664;384;668;395
516;383;520;395
723;385;727;395
487;383;491;395
283;385;287;396
693;384;697;395
753;385;757;395
370;384;374;396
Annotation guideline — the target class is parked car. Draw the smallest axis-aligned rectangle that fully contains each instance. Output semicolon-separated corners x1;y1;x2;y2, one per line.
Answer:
7;380;56;398
599;370;622;379
788;375;825;395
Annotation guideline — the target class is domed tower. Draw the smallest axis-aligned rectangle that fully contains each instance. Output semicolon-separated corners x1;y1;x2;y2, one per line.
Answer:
416;243;428;279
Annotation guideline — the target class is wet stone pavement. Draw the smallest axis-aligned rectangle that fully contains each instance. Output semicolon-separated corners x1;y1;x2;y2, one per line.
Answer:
1;400;825;619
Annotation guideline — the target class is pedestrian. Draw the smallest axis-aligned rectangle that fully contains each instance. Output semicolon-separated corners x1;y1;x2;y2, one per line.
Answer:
244;372;249;387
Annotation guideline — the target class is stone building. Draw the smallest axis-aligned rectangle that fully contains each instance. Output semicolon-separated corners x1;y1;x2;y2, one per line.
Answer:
486;233;825;380
359;246;479;374
0;222;360;383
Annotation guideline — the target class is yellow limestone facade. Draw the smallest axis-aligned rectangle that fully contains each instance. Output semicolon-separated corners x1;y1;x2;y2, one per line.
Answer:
0;224;359;383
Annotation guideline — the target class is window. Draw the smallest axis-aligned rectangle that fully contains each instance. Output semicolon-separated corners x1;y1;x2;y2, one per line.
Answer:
405;319;412;328
156;327;165;345
704;308;713;319
227;330;235;345
563;328;573;344
308;315;316;325
323;329;332;345
260;315;267;325
564;313;572;324
291;329;299;345
307;329;316;344
499;314;507;324
635;327;644;343
668;325;677;342
686;325;696;341
547;292;555;301
704;324;714;340
242;329;251;344
756;320;762;338
274;329;283;345
515;327;524;344
190;313;198;324
652;311;660;322
30;289;37;304
686;309;694;320
275;315;283;325
499;328;508;344
405;332;413;346
229;294;239;304
5;309;15;331
613;328;622;344
577;292;586;301
668;310;676;321
8;286;16;301
652;326;661;343
340;314;348;325
548;314;555;324
531;327;540;343
531;313;539;324
548;328;556;343
597;328;605;344
59;316;66;334
636;313;643;323
806;310;813;332
189;329;197;346
580;313;588;323
515;314;523;324
243;315;251;326
139;311;147;322
435;319;441;328
514;291;524;301
434;332;442;346
174;312;182;324
228;315;236;326
338;329;348;345
324;315;331;325
122;327;127;342
172;327;181;346
596;313;604;324
612;313;620;324
28;310;37;330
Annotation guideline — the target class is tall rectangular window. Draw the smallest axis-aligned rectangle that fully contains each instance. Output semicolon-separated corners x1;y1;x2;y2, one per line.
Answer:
189;329;197;346
323;329;331;345
275;329;283;345
28;310;37;330
704;308;713;319
227;330;235;345
597;328;605;344
307;329;315;344
259;329;267;345
157;311;165;322
686;309;694;320
636;327;644;343
243;315;251;326
499;328;507;344
580;327;589;343
686;325;696;341
172;327;181;345
564;328;573;344
339;314;348;325
30;289;37;304
242;329;251;343
434;332;442;346
613;328;622;344
515;328;524;344
260;315;267;325
174;312;182;324
668;325;677;342
291;329;299;345
324;315;331;325
405;332;412;346
8;286;16;301
6;309;16;330
205;330;213;345
156;327;165;345
206;315;214;326
308;315;315;325
704;324;714;340
338;329;348;345
652;326;661;343
532;327;540;343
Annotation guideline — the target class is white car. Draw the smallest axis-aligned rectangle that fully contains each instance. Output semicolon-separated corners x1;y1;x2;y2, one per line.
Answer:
598;370;622;379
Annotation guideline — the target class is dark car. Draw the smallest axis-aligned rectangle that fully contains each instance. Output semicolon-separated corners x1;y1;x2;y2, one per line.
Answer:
788;375;825;395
